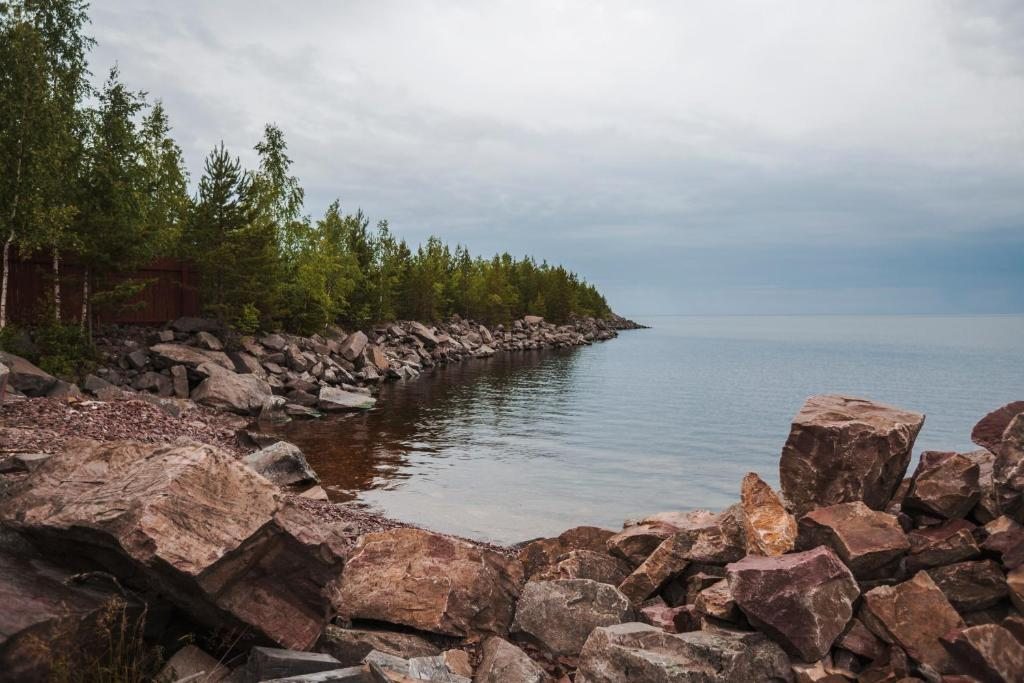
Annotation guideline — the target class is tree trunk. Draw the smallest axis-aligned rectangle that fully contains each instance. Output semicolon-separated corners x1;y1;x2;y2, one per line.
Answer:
52;246;61;323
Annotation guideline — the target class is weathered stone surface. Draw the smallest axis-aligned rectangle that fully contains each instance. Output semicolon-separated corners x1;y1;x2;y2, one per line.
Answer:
861;571;966;673
338;528;523;638
338;331;368;362
517;526;616;577
618;535;690;604
941;624;1024;683
170;364;190;398
532;550;631;586
638;602;698;634
926;560;1007;613
905;519;980;572
779;395;925;517
740;472;797;556
1008;566;1023;612
995;413;1024;521
243;647;343;682
835;617;885;661
980;515;1024;569
727;546;859;662
155;644;230;683
245;441;319;487
191;370;272;415
0;439;347;650
972;401;1024;452
170;316;219;334
639;509;719;530
259;667;367;682
126;348;149;369
441;650;472;679
903;451;981;520
606;522;676;567
694;579;739;622
316;625;439;667
194;330;224;351
318;386;376;412
796;501;909;577
679;505;748;565
0;350;56;396
133;370;173;396
408;321;439;346
575;622;793;683
511;579;633;657
474;636;548;683
150;342;234;372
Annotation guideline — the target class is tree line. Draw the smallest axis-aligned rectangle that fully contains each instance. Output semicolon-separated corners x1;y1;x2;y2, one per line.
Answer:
0;1;611;337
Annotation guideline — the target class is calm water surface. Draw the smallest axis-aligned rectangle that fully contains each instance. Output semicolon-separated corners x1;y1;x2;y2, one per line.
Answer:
269;315;1024;544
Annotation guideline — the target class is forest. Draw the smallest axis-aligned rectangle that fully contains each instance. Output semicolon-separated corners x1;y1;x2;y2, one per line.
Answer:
0;0;611;339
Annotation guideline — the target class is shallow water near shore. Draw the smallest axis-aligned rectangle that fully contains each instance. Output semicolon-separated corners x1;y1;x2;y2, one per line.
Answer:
269;315;1024;544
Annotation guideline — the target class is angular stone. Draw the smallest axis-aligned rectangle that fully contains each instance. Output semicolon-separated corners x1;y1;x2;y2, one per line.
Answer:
126;348;149;369
576;622;792;683
245;441;319;487
474;636;546;683
779;395;925;517
904;451;981;520
0;439;347;650
532;550;631;586
194;330;224;351
133;370;173;396
740;472;797;556
318;386;376;412
338;331;368;362
980;515;1024;568
155;644;230;683
191;370;272;415
150;343;234;372
941;624;1024;683
170;364;189;399
694;579;739;622
727;546;859;662
511;579;633;657
606;522;676;567
926;560;1007;613
836;617;885;661
1009;566;1023;612
259;668;367;682
618;535;690;604
797;501;910;578
638;602;698;634
0;350;56;396
905;519;980;572
964;449;1002;523
243;647;342;682
861;571;966;673
170;316;219;334
517;526;616;577
262;333;288;351
408;322;438;346
995;413;1024;521
440;650;471;679
972;401;1024;452
337;528;523;638
316;625;439;667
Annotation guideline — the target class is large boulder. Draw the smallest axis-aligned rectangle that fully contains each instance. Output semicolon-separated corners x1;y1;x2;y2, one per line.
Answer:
796;501;909;578
338;331;368;362
861;570;966;674
337;528;524;638
474;636;548;683
244;441;319;487
517;525;616;578
941;624;1024;683
779;395;925;517
903;451;981;520
972;401;1024;452
191;370;272;415
739;473;796;556
317;386;376;412
0;350;56;396
511;579;633;657
726;546;859;662
575;622;793;683
0;439;348;650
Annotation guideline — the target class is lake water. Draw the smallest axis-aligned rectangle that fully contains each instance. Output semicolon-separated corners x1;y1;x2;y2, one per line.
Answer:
269;315;1024;544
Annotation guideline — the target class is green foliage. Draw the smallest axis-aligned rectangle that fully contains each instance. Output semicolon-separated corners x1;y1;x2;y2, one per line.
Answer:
0;305;96;380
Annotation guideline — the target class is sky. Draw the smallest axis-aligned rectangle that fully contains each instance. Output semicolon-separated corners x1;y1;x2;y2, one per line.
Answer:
88;0;1024;316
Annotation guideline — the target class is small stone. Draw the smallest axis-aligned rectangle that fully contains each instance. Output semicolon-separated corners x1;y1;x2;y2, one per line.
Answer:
155;644;229;683
318;386;376;412
1008;566;1023;612
532;550;631;586
511;579;633;657
836;617;885;661
316;625;439;667
903;451;981;520
338;331;368;362
694;579;739;622
170;365;189;399
517;526;616;577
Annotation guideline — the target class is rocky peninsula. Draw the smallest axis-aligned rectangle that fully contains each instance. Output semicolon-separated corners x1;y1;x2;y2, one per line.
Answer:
0;322;1022;682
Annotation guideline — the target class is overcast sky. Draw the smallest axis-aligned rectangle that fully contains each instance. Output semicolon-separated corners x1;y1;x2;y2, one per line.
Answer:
89;0;1023;315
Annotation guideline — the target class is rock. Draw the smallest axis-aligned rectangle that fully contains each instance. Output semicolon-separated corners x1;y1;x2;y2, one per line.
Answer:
133;370;173;396
408;322;438;346
941;624;1024;683
170;364;190;398
260;668;367;682
338;527;523;638
242;647;343;682
796;501;910;578
995;413;1024;520
245;441;319;487
727;546;859;662
1008;566;1023;612
511;579;633;657
191;370;272;415
694;579;740;622
126;348;149;369
318;386;376;412
972;401;1024;452
474;636;547;683
363;650;471;683
339;331;368;362
170;316;219;333
262;333;288;351
905;519;980;572
157;328;175;342
532;550;631;585
903;451;981;520
155;644;230;683
835;617;886;661
194;330;223;351
316;625;439;667
517;526;615;577
0;439;347;650
964;448;1002;523
638;602;698;634
0;452;51;474
523;315;544;325
740;472;797;556
981;515;1024;569
618;535;690;604
861;571;966;673
575;622;792;683
442;650;472;679
779;395;925;517
0;350;57;396
150;343;234;373
83;373;114;395
285;345;309;373
926;560;1007;613
607;523;684;567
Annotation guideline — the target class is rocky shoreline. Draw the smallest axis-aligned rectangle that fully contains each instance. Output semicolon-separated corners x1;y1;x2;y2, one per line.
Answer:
1;340;1022;681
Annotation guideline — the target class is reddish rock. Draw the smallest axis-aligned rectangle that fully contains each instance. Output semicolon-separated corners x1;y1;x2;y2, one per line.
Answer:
338;331;368;362
1009;566;1023;612
474;636;547;683
639;509;719;530
727;546;859;662
617;533;689;604
337;527;524;638
517;526;615;577
964;449;1002;523
606;522;676;567
316;625;439;666
694;579;740;622
511;579;633;657
994;413;1024;521
941;624;1024;683
857;645;912;683
903;451;981;520
740;472;797;556
971;401;1024;452
836;617;886;661
926;560;1007;613
980;515;1024;569
0;439;347;650
861;571;966;673
532;550;632;586
1003;613;1024;644
638;603;698;634
797;501;910;578
779;395;925;517
905;519;980;572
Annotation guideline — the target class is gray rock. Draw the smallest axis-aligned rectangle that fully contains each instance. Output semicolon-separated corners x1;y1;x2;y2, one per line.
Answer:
242;647;342;683
154;644;230;682
126;349;149;370
170;364;190;399
191;371;273;415
262;333;288;351
156;329;175;343
474;637;546;683
244;441;319;487
339;331;368;362
0;351;56;396
83;373;114;396
194;330;224;351
0;453;51;474
318;386;376;412
46;379;82;399
317;624;439;667
511;579;633;657
408;322;438;346
286;345;309;372
150;343;234;373
133;370;173;396
260;668;368;682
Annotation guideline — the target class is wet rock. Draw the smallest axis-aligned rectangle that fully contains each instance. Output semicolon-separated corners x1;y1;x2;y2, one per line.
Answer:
316;625;439;667
517;526;616;577
903;451;981;520
861;571;966;673
606;522;676;567
339;331;368;362
575;622;792;683
474;636;547;683
245;441;319;487
727;546;859;662
0;439;348;650
941;624;1024;683
796;501;910;578
905;520;980;572
511;579;633;657
155;644;230;682
740;472;797;556
971;401;1024;452
338;527;523;638
191;369;273;415
779;395;925;517
926;560;1007;613
242;647;343;682
318;386;376;412
532;550;631;585
0;350;57;396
